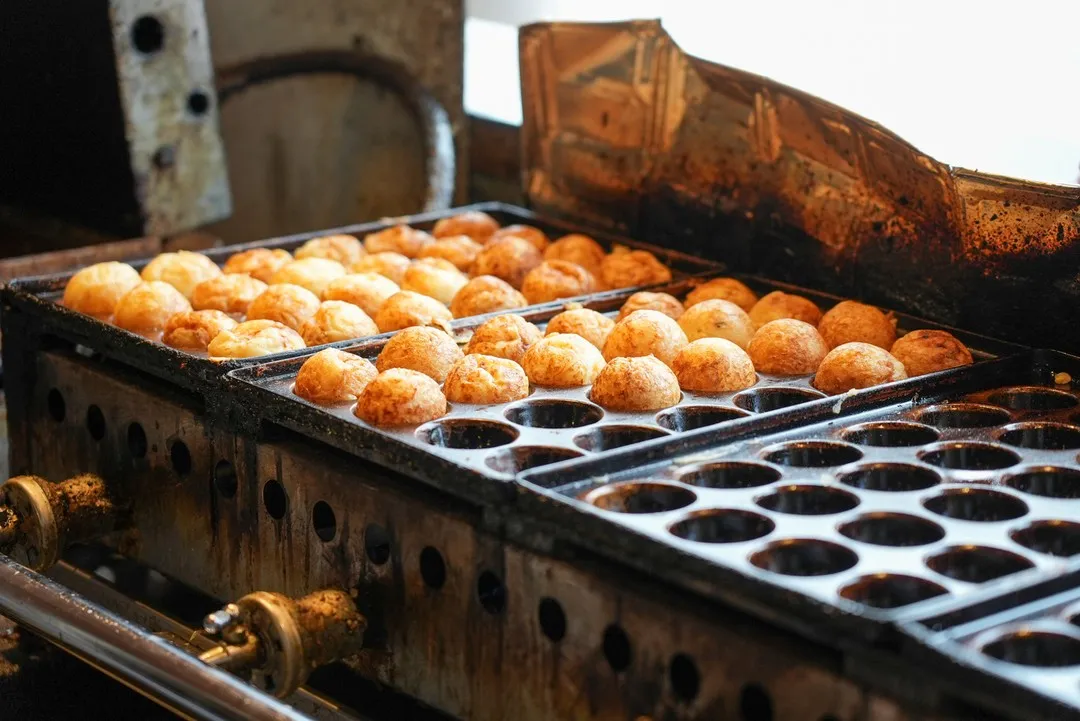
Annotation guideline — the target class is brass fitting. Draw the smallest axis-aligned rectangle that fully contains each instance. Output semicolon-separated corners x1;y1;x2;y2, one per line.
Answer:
199;589;366;698
0;474;118;570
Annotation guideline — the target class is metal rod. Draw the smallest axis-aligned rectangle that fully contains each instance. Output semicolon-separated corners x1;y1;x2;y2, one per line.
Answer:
0;553;311;721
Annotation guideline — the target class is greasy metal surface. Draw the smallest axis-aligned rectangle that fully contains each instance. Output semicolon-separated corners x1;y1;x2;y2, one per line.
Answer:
518;351;1080;649
233;272;1012;508
0;553;310;721
110;0;231;235
519;20;1080;352
1;202;716;400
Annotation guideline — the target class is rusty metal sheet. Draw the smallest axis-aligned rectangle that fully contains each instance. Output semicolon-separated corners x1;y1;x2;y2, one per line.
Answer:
519;20;1080;351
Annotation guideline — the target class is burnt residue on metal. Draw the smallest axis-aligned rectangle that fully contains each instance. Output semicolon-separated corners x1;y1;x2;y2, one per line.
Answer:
519;21;1080;352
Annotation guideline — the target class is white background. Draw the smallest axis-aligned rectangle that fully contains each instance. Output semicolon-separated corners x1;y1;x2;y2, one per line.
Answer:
464;0;1080;186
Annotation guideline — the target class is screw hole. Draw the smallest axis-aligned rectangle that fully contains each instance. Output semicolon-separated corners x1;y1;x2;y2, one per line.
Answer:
170;440;191;476
740;682;773;721
477;570;506;615
126;422;147;459
669;652;700;702
47;388;66;422
186;90;210;116
86;404;106;441
602;624;631;672
419;546;446;589
152;145;175;170
213;460;237;499
131;16;165;54
538;597;566;642
262;479;287;520
312;501;336;542
364;524;390;565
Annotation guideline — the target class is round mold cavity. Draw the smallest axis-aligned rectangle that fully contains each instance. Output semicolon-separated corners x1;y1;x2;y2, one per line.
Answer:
839;573;949;609
982;631;1080;667
838;513;946;547
583;482;696;514
838;463;941;492
762;441;863;468
919;442;1020;471
917;403;1011;429
574;425;669;452
1010;520;1080;557
749;538;859;577
733;387;827;413
841;422;939;448
678;462;782;490
988;387;1078;412
485;446;583;475
926;545;1035;583
1004;467;1080;499
755;485;860;516
668;509;775;543
418;419;519;449
922;488;1028;522
997;422;1080;451
504;400;603;429
656;405;749;432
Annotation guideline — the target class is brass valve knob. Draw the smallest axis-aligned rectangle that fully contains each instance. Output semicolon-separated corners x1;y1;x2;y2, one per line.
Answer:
199;589;366;698
0;474;118;570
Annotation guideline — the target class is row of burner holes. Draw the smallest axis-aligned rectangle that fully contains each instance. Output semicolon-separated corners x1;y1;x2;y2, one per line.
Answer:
48;387;814;718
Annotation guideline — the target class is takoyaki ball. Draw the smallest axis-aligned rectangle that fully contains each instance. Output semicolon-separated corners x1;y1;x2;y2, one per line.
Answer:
672;339;756;393
162;310;238;352
294;234;365;266
401;257;468;305
521;333;606;388
602;310;688;367
817;300;897;350
322;272;400;317
748;291;822;329
432;211;500;243
813;342;907;394
449;275;528;318
247;283;321;331
113;281;192;336
545;308;615;350
191;273;267;317
544;234;606;278
521;260;597;304
299;301;379;346
364;225;435;258
747;319;829;376
206;320;305;359
350;252;411;285
599;249;672;290
465;314;543;365
293;348;378;405
489;224;550;252
677;299;755;349
617;292;684;322
373;290;454;334
269;257;346;298
62;262;141;319
140;251;221;299
376;326;463;382
443;354;529;405
223;248;293;283
891;330;973;377
684;277;758;312
590;356;680;412
418;235;483;272
354;368;447;427
471;236;544;289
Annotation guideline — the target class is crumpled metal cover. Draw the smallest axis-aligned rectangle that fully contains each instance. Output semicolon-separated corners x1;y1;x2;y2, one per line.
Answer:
519;20;1080;351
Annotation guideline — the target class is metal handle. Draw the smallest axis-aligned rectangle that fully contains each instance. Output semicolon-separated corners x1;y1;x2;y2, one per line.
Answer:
0;553;311;721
